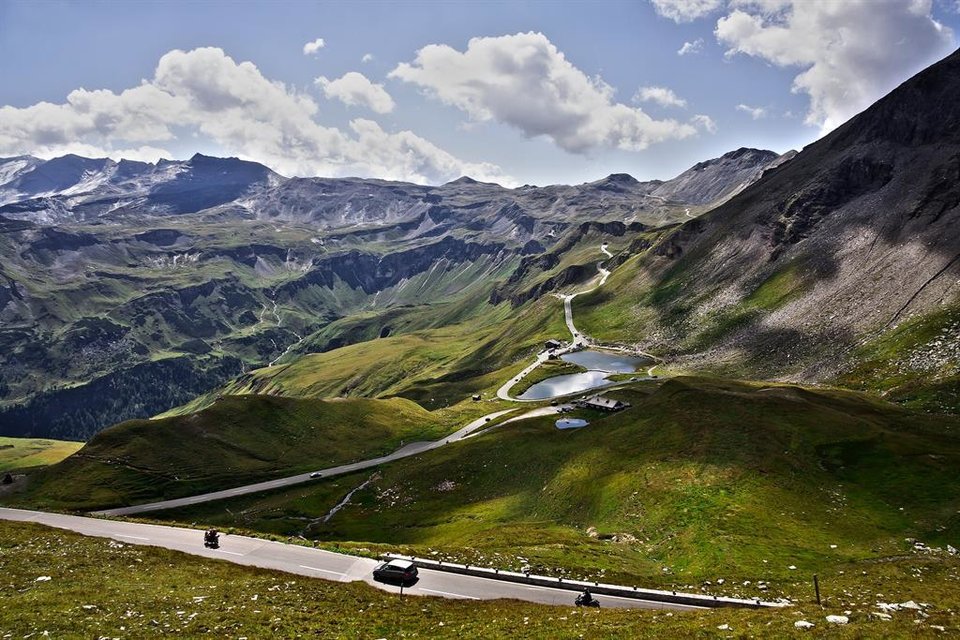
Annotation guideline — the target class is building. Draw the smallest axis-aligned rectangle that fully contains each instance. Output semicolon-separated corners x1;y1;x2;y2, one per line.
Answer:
544;339;562;350
575;395;630;412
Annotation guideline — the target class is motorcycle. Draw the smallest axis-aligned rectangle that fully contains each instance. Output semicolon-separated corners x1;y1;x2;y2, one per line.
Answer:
203;529;220;549
575;592;600;608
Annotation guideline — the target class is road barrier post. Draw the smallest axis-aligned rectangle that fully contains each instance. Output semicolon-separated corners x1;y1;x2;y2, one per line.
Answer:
813;574;821;606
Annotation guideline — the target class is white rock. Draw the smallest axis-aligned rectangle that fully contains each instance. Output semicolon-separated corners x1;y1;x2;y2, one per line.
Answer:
35;576;52;582
899;600;922;610
826;615;849;624
794;620;815;629
788;565;797;570
717;624;729;630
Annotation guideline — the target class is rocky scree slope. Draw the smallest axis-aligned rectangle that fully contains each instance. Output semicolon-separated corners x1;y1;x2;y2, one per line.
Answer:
588;48;960;409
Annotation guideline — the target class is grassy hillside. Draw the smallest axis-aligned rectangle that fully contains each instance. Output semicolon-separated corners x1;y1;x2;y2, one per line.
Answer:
167;293;569;414
0;437;82;472
835;303;960;413
5;521;956;638
156;377;960;598
12;395;451;511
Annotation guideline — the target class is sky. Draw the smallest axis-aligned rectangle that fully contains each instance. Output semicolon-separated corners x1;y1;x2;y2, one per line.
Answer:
0;0;958;186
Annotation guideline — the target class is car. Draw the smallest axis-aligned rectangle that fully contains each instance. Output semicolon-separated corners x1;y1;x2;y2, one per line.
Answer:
373;559;418;585
310;471;323;478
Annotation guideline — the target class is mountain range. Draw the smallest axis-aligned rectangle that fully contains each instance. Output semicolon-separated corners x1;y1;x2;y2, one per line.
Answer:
0;146;788;438
5;49;960;441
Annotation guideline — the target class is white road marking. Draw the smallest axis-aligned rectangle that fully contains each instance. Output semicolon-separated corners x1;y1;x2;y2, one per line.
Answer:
299;564;345;577
419;588;479;600
114;534;149;540
219;550;244;556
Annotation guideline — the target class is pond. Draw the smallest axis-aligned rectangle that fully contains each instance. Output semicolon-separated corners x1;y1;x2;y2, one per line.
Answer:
517;349;651;400
560;350;652;373
517;370;615;400
555;418;589;430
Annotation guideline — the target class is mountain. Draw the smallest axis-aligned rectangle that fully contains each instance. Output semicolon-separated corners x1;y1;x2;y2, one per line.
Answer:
0;147;779;438
0;154;281;223
651;147;790;205
575;47;960;410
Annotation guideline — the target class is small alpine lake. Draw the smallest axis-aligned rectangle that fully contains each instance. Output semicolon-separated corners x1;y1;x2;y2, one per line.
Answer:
517;350;653;400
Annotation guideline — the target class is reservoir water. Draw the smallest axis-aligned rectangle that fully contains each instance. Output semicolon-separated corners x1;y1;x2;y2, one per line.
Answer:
517;349;652;400
556;418;589;429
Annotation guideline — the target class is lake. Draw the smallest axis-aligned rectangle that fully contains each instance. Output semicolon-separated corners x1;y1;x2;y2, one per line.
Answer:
517;349;650;400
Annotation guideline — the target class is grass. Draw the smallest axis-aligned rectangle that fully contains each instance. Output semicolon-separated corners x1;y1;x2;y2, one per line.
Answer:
148;377;960;600
11;395;454;512
3;517;958;638
167;293;570;414
835;304;960;413
0;437;82;472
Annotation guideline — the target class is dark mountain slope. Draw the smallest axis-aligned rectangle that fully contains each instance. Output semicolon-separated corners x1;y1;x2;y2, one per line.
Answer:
576;48;960;408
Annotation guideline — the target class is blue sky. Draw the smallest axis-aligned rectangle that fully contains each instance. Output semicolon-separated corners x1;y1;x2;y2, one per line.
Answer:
1;0;958;185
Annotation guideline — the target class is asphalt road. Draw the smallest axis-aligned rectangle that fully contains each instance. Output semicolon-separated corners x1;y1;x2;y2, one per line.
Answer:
95;409;517;517
0;508;700;611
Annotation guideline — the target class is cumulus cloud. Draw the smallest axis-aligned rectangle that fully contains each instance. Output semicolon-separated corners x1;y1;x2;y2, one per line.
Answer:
0;47;509;185
361;53;374;63
315;72;395;114
634;86;687;108
677;38;704;55
651;0;722;22
691;114;717;133
716;0;955;133
736;103;767;119
302;37;326;56
390;31;697;153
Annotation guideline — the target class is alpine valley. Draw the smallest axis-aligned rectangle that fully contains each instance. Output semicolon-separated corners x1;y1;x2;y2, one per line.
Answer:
0;144;786;439
3;37;960;640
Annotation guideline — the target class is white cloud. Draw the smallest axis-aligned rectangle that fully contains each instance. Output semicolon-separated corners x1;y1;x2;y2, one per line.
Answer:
716;0;955;133
315;72;395;114
691;114;717;133
361;53;374;63
0;47;510;185
302;38;326;56
677;38;704;55
634;86;688;108
390;32;697;154
736;103;767;119
651;0;722;22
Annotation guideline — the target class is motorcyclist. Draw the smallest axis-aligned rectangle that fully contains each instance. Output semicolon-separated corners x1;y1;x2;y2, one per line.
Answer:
204;529;219;547
577;588;595;606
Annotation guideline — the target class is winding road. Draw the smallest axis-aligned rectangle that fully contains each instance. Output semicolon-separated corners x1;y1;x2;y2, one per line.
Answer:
496;245;617;401
5;243;685;611
0;507;703;611
95;409;516;517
